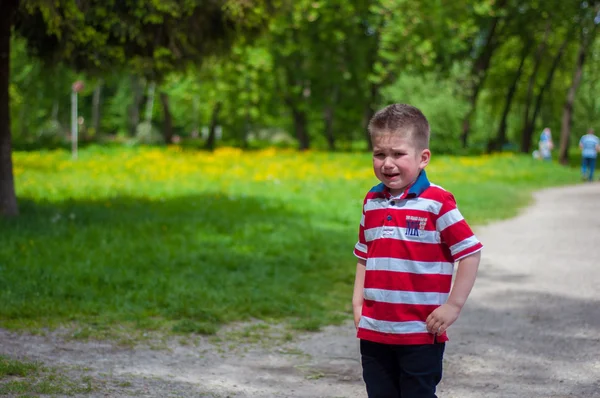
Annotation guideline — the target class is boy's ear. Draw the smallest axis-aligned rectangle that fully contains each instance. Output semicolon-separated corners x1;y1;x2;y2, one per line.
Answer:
419;148;431;169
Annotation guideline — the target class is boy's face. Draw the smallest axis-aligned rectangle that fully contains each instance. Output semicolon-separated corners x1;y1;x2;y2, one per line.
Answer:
371;132;430;196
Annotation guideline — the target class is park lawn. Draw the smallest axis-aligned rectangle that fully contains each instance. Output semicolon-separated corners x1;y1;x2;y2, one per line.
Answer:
0;146;579;337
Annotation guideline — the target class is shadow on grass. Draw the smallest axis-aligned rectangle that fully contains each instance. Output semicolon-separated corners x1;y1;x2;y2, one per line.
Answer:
0;193;357;333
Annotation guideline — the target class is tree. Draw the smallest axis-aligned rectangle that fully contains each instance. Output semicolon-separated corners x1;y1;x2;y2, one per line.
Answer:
516;0;580;153
0;0;19;216
558;3;599;164
474;0;585;153
459;0;508;148
1;0;269;216
519;22;551;153
523;32;572;152
487;39;531;152
351;0;481;150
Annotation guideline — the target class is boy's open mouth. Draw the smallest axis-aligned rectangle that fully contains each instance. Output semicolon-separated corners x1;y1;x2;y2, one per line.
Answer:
383;173;400;179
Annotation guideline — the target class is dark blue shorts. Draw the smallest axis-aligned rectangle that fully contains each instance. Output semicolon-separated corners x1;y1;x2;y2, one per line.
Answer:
360;339;445;398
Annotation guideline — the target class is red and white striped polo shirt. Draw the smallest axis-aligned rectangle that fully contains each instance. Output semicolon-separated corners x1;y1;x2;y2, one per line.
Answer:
354;170;482;345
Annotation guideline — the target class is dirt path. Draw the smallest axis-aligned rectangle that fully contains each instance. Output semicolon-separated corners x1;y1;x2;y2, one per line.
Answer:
2;183;600;397
439;182;600;398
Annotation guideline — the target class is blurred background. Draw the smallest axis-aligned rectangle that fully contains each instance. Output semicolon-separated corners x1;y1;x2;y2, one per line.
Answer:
1;1;599;393
4;0;599;158
0;0;597;353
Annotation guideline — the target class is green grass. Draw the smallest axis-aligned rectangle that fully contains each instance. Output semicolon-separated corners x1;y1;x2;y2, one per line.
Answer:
0;147;580;337
0;355;95;395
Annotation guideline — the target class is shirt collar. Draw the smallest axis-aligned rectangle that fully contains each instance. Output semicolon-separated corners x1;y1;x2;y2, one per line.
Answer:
383;170;430;199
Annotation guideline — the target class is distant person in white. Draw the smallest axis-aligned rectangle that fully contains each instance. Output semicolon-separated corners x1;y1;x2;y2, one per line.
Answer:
579;128;600;181
538;127;553;161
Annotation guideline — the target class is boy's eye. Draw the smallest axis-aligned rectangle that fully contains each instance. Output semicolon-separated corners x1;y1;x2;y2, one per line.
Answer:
374;153;385;158
394;152;404;157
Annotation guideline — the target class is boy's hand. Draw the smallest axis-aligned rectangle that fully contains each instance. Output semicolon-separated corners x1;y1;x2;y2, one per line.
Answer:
353;305;362;329
428;252;480;335
426;303;461;335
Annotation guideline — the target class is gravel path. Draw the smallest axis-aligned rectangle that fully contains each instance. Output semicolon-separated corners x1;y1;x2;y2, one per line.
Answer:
2;183;599;397
439;182;600;398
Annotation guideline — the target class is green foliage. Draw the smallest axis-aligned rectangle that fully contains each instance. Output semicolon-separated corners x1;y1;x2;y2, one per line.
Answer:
9;38;77;146
16;0;270;79
382;70;470;154
6;0;599;153
371;0;480;76
573;37;600;136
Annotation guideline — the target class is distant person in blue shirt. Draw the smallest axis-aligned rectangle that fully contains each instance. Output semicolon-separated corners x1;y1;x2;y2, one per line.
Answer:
579;128;600;181
538;128;553;161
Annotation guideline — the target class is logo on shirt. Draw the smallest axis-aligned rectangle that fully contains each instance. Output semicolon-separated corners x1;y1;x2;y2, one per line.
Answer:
406;216;427;237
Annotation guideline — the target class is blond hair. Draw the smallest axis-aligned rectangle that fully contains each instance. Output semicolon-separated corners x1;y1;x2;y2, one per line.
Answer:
368;104;430;149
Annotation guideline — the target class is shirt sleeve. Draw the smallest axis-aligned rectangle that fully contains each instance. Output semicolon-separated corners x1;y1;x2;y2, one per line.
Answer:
436;192;483;262
353;198;368;260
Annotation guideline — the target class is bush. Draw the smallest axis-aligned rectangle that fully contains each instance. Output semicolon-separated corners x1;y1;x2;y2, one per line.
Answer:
131;122;164;145
382;72;469;154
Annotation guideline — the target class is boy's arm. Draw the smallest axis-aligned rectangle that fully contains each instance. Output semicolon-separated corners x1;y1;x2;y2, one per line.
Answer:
426;251;481;335
352;259;366;329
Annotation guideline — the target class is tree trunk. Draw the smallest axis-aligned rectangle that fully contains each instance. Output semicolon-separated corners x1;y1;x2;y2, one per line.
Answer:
460;1;506;147
0;0;18;217
323;107;335;151
282;93;310;151
520;23;551;153
358;23;383;152
363;106;375;150
559;34;595;164
292;106;310;151
527;34;571;145
144;81;156;123
91;79;103;136
488;42;530;153
323;86;339;151
205;102;222;151
129;75;143;135
362;84;379;151
192;94;200;138
242;109;251;149
51;100;59;121
159;91;173;144
582;45;599;121
460;31;498;147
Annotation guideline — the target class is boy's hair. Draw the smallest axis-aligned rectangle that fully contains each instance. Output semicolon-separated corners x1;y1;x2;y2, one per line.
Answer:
368;104;430;150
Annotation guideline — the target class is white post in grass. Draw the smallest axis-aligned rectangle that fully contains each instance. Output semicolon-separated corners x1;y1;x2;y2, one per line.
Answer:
71;80;85;160
145;81;156;123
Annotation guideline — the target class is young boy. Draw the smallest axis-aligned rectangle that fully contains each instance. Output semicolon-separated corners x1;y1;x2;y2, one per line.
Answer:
352;104;482;398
